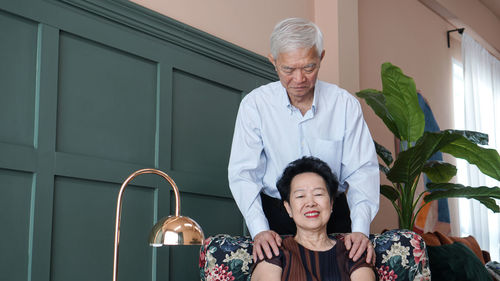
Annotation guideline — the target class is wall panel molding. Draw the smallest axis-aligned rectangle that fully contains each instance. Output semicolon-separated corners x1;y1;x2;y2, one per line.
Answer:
58;0;278;80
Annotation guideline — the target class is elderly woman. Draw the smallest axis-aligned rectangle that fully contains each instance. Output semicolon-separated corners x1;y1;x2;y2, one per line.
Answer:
251;156;376;281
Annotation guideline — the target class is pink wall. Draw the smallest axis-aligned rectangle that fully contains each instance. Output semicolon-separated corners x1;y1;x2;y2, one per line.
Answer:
315;0;340;84
131;0;313;57
426;0;500;56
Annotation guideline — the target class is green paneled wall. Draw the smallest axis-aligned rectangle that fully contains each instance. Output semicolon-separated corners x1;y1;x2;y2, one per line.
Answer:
171;69;242;179
57;31;158;165
0;1;276;280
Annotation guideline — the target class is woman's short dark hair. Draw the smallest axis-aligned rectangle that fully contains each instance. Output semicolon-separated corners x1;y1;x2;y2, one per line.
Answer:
276;156;339;203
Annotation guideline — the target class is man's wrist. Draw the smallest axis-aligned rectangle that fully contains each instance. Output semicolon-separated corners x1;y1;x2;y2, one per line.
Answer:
351;220;370;236
246;218;270;238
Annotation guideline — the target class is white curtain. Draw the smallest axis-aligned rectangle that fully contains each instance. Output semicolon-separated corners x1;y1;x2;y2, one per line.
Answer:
459;32;500;261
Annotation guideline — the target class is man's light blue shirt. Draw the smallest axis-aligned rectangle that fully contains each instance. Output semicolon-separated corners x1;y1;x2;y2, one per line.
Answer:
228;80;379;238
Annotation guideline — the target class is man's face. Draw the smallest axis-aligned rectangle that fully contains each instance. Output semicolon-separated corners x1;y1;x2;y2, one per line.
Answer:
269;47;324;100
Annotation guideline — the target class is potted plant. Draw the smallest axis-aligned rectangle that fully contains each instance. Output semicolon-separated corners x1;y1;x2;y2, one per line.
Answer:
356;62;500;230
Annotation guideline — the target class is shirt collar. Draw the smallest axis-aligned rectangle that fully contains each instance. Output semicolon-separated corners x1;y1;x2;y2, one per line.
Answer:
280;85;292;108
282;80;320;114
311;81;319;114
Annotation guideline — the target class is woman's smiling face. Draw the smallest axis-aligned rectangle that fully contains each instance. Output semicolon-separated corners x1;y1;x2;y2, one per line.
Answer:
284;172;333;232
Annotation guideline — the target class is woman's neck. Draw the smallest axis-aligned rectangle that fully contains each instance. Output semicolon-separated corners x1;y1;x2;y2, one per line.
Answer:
294;229;335;251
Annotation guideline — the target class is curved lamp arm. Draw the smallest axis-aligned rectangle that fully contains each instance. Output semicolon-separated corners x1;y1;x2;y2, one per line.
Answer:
112;168;203;281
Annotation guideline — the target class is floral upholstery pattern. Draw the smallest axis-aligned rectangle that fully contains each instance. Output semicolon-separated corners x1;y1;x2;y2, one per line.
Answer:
372;230;430;281
200;235;254;281
200;229;430;281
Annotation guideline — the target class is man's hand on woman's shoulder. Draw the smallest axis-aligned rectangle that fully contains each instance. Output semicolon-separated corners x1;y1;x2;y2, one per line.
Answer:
344;232;375;264
252;230;282;262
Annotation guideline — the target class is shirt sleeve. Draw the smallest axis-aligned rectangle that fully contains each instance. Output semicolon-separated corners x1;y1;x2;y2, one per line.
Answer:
341;98;380;236
228;95;269;238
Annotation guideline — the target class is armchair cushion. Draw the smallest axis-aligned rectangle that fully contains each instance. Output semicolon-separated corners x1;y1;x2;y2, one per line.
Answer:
421;231;489;264
199;229;430;281
426;242;493;281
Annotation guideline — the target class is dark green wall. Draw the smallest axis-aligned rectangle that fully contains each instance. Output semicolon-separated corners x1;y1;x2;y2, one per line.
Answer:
0;0;276;280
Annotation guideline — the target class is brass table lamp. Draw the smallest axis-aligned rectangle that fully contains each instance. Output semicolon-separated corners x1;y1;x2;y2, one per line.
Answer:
112;168;205;281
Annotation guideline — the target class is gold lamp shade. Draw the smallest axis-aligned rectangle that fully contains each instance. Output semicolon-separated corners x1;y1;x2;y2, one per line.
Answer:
149;215;204;246
113;168;205;281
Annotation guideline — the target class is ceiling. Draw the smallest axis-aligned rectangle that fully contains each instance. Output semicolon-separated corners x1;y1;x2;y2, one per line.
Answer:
479;0;500;19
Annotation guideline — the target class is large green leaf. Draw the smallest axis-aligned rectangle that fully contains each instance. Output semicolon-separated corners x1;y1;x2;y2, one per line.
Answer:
424;183;500;212
356;89;400;138
387;131;462;184
441;137;500;181
444;129;488;145
381;184;399;202
426;183;500;197
381;63;425;142
474;197;500;212
374;141;393;166
422;161;457;183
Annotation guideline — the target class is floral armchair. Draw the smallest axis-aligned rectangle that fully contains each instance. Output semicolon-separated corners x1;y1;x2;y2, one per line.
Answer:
199;229;430;281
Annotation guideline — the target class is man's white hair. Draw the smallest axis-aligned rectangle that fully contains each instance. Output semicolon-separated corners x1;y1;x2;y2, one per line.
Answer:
270;18;323;59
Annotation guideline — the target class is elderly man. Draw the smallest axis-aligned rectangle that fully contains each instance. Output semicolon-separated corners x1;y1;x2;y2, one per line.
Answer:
228;18;379;264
